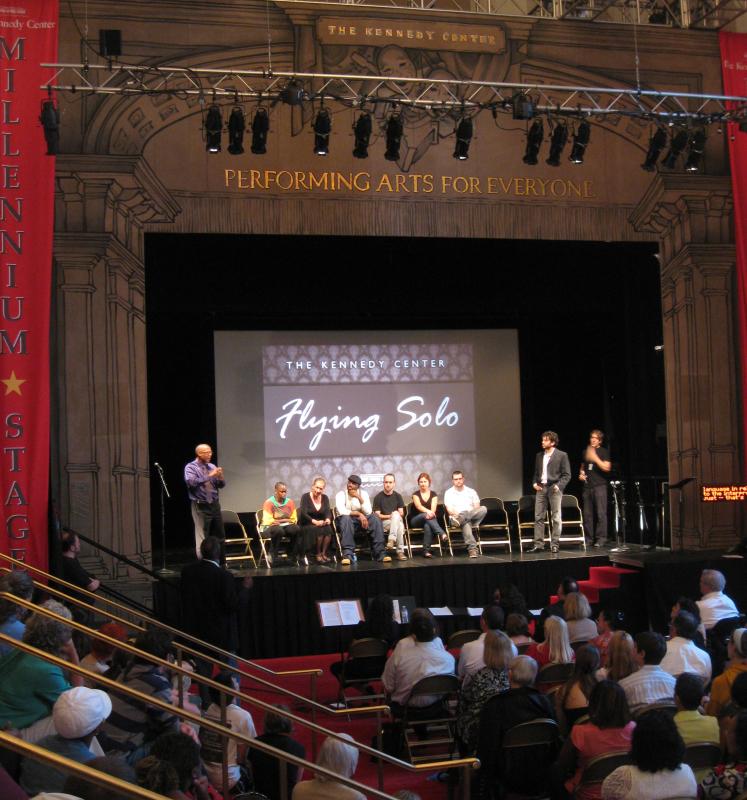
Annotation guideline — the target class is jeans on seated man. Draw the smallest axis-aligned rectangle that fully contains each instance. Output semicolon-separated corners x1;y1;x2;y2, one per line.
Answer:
335;474;389;565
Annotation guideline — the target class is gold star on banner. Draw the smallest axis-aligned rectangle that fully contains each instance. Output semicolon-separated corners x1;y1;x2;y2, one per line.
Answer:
2;371;26;396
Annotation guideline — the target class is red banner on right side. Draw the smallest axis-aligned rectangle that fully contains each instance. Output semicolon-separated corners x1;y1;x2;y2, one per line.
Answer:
719;32;747;479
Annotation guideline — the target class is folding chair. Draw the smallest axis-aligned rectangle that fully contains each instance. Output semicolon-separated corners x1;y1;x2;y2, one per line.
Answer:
222;510;257;569
559;494;587;550
517;494;548;553
476;497;512;553
447;629;481;650
575;751;631;798
335;637;389;710
401;674;460;764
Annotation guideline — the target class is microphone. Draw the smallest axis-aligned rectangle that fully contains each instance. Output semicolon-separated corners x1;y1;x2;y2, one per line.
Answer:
154;462;163;471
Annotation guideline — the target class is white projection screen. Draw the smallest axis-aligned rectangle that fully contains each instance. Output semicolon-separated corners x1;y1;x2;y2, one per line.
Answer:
214;330;522;511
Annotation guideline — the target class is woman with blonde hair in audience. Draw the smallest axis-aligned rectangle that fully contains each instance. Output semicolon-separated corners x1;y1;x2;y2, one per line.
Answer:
556;644;601;731
527;615;575;668
599;631;638;682
564;592;598;644
293;733;365;800
456;629;513;753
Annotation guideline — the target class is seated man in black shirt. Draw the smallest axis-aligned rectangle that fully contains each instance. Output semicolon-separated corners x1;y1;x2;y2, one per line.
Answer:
60;532;100;625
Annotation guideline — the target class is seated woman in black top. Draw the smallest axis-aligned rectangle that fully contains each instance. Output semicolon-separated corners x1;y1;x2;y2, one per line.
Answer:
330;594;400;684
410;472;446;558
298;477;333;563
249;705;305;799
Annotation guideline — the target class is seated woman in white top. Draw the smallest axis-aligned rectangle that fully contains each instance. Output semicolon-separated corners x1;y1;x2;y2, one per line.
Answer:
602;710;696;800
292;734;365;800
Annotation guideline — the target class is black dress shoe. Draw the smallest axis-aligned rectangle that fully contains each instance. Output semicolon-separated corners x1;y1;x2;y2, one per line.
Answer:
528;544;545;553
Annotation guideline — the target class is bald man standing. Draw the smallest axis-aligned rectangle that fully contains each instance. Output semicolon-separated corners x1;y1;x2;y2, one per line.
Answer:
184;443;226;558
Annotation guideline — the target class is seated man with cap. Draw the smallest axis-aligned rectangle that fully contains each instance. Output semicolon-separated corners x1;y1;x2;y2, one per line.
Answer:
19;686;113;796
335;474;389;566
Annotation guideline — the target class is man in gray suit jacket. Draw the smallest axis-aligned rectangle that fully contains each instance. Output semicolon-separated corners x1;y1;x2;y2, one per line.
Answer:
530;431;571;553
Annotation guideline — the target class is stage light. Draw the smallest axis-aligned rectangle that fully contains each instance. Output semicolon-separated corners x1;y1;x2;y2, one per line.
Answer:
353;112;372;159
641;127;667;172
313;108;331;156
684;128;706;172
204;104;223;153
522;119;544;165
384;113;403;162
279;80;304;106
662;129;688;169
227;107;245;155
569;121;590;164
39;99;60;155
250;108;269;155
512;92;534;120
453;116;473;160
546;122;568;167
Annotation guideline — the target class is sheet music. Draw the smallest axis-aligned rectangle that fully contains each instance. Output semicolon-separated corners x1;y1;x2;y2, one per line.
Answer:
339;600;363;626
318;602;342;627
467;607;483;617
428;607;453;616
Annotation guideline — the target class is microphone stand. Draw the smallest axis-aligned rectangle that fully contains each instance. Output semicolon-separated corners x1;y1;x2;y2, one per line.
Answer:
154;463;178;576
610;481;632;552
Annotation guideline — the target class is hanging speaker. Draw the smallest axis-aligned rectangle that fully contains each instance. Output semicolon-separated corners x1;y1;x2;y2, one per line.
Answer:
99;30;122;58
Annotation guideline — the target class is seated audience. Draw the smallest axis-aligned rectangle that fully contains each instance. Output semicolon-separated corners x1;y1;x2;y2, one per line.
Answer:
601;710;696;800
63;756;137;800
564;592;598;644
552;680;635;800
331;594;399;686
707;628;747;718
661;610;712;680
458;605;517;686
249;704;306;800
599;631;638;682
80;622;129;687
292;733;365;800
673;672;719;781
0;600;83;742
137;731;208;800
700;709;747;800
102;627;179;762
475;655;556;799
527;615;575;668
697;569;739;631
590;607;623;667
535;576;578;641
0;570;34;657
671;597;706;649
555;645;600;731
200;670;255;793
506;613;534;650
19;686;112;795
381;608;455;718
618;632;675;714
456;630;513;754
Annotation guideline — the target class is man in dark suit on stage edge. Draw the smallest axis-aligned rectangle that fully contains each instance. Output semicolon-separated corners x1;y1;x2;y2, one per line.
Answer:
530;431;571;554
180;536;252;706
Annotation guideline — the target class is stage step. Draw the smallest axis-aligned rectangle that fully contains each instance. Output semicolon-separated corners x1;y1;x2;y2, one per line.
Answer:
589;565;637;588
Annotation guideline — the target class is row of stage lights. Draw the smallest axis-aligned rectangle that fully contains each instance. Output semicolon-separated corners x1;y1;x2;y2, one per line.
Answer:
202;99;709;172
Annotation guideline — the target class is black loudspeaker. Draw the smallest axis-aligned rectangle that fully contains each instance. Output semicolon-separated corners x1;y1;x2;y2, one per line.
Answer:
99;30;122;58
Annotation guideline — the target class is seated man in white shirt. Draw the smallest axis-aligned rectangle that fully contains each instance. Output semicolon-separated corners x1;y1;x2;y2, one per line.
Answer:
696;569;740;631
443;470;486;559
661;610;712;681
458;606;518;686
619;631;676;713
382;608;455;719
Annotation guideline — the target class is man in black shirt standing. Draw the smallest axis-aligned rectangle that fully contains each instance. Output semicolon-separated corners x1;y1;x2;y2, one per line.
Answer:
579;429;612;547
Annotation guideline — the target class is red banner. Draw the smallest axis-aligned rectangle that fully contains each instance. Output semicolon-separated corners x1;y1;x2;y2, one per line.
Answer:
0;0;58;569
720;32;747;480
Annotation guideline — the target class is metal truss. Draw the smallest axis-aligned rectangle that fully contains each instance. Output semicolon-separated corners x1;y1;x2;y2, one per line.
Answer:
42;62;747;126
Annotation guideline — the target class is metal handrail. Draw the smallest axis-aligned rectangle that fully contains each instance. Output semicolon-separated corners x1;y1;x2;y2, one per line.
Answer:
0;730;168;799
0;597;479;798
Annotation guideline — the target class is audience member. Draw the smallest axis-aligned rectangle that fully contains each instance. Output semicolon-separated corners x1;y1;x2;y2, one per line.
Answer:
661;611;711;680
80;622;129;687
590;608;623;667
456;630;513;753
458;605;517;686
707;628;747;718
200;670;255;792
601;711;696;800
493;584;530;621
63;756;137;800
137;731;207;799
700;709;747;799
249;705;306;800
527;615;575;668
697;570;739;631
555;645;600;730
618;632;675;713
564;593;597;644
535;576;578;641
475;655;556;798
0;570;34;657
673;672;719;780
553;680;635;800
19;687;112;795
599;631;638;682
671;597;706;649
381;609;454;718
292;734;365;800
506;613;534;650
0;600;83;742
